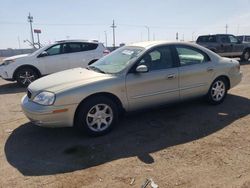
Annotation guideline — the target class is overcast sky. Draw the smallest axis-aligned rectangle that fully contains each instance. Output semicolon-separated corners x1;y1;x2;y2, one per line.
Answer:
1;0;250;49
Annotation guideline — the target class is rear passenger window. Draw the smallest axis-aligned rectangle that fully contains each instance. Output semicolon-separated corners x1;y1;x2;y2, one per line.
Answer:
82;43;98;51
68;43;82;52
176;46;210;66
197;36;216;43
220;36;230;43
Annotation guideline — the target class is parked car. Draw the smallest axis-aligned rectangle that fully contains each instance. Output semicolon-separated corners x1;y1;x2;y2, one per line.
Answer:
0;40;109;86
196;34;250;61
237;35;250;43
21;41;242;136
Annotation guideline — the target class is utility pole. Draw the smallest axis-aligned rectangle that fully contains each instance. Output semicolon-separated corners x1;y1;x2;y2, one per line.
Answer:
111;20;116;50
27;13;35;48
104;31;108;47
176;32;179;41
145;26;150;41
192;32;195;41
225;24;228;34
18;36;21;49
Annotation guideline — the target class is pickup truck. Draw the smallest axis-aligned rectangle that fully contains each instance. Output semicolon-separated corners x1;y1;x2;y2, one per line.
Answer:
196;34;250;61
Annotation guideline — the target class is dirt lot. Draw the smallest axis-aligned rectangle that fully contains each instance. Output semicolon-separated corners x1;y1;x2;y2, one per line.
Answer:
0;62;250;188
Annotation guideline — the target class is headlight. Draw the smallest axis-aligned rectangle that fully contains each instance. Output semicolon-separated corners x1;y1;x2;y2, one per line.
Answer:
33;91;55;105
3;59;15;66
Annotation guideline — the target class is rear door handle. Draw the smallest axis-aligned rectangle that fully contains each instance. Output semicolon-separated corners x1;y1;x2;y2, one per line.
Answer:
207;67;214;72
167;74;176;79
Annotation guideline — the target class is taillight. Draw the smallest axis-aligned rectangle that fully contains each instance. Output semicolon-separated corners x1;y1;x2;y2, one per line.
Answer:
236;62;240;72
103;50;110;55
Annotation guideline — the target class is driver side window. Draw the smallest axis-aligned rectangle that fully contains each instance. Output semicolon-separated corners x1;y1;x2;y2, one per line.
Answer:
45;44;61;56
138;46;174;71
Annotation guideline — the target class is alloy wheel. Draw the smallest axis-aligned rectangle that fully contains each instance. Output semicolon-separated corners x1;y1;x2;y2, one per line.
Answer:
19;71;36;85
211;80;226;101
86;104;113;132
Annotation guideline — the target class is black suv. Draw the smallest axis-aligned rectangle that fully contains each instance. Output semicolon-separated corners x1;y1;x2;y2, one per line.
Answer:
196;34;250;61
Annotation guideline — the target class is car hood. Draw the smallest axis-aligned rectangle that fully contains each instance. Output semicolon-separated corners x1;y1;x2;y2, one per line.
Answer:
28;68;113;93
3;54;29;61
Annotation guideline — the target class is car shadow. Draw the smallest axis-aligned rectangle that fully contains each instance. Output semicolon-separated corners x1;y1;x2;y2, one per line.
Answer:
4;94;250;176
0;82;26;94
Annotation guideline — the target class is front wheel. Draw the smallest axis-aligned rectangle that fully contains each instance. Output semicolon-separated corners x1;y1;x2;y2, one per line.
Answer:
16;67;39;87
75;96;118;136
206;78;228;105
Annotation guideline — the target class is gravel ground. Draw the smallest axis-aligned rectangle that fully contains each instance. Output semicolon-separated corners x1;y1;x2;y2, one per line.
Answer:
0;62;250;188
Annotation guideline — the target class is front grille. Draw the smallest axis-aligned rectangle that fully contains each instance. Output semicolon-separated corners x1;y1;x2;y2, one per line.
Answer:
27;90;32;99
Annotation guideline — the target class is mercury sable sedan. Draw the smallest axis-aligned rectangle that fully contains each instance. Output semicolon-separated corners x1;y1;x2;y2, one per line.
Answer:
21;41;242;136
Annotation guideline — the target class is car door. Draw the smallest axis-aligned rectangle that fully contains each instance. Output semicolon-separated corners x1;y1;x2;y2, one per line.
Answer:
175;45;215;100
229;35;244;56
217;35;233;56
37;43;70;75
67;42;100;68
125;45;179;111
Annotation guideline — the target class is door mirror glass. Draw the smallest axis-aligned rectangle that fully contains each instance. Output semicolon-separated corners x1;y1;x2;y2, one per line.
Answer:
38;51;48;58
136;65;148;73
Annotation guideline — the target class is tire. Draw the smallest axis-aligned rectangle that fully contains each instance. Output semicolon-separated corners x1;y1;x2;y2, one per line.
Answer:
206;78;228;105
16;67;39;87
88;59;98;65
75;96;119;136
241;49;250;62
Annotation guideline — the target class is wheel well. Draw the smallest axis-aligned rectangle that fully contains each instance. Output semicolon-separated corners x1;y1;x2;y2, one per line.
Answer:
214;75;230;90
13;65;41;80
243;47;250;53
88;59;98;65
74;92;124;125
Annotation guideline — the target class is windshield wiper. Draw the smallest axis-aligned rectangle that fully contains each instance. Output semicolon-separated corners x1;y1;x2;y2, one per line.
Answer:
87;66;106;74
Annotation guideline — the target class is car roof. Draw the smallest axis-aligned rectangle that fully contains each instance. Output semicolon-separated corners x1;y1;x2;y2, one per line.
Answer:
198;34;235;37
55;39;100;44
129;40;177;49
129;40;198;49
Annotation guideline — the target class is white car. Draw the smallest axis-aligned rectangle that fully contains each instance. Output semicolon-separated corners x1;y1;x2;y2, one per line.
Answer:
0;40;109;86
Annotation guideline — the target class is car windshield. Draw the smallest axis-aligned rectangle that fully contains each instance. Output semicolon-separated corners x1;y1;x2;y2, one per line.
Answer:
89;46;144;74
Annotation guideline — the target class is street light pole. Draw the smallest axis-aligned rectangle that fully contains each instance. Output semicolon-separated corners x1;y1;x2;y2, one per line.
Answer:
145;26;150;41
27;13;35;48
104;31;108;47
111;20;116;50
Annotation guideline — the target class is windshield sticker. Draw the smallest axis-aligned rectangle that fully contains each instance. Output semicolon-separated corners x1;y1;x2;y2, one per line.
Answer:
122;50;134;56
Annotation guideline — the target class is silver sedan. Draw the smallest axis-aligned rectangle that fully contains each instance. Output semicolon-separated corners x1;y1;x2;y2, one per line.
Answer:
21;41;242;136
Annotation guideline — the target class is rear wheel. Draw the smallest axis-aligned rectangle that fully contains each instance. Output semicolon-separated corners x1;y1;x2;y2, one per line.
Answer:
75;96;118;136
16;67;39;87
207;78;228;105
241;49;250;62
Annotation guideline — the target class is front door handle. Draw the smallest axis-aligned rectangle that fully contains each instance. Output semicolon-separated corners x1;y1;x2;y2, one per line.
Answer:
167;74;176;79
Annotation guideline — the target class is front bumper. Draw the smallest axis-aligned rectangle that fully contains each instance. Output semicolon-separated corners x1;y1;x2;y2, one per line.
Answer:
0;65;13;80
21;95;78;127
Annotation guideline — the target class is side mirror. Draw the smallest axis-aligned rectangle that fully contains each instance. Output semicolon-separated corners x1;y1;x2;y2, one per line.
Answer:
136;65;148;73
38;51;48;58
